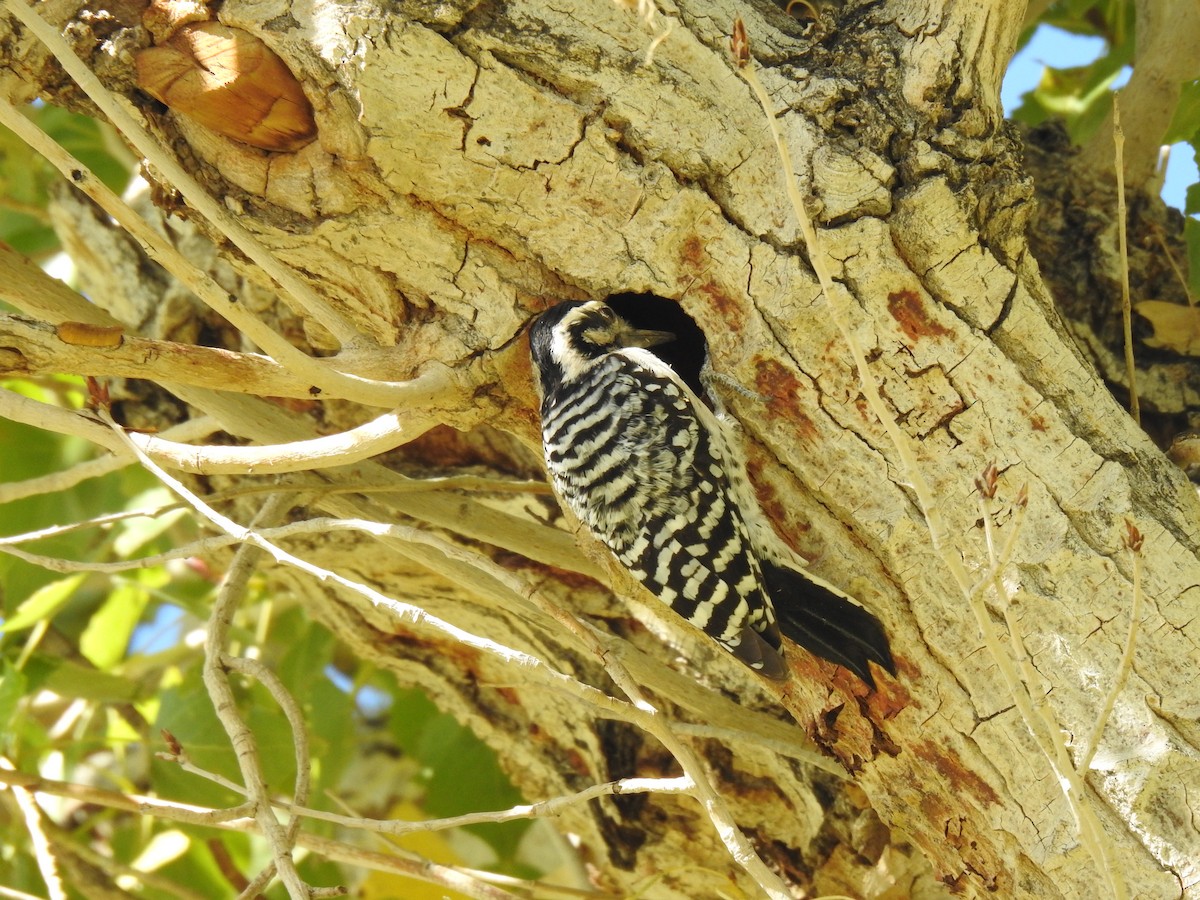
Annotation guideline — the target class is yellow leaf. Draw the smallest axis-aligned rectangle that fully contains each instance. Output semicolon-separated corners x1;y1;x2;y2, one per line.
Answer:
1135;301;1200;356
358;800;474;900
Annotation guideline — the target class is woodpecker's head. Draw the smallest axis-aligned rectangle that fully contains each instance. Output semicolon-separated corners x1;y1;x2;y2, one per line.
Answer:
529;301;674;397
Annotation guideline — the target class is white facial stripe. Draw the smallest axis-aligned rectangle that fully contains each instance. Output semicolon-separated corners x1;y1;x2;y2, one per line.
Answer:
549;302;609;382
549;317;588;382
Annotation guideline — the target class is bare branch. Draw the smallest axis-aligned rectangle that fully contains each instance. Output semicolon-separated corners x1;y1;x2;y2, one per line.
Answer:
0;314;368;400
0;415;218;504
0;768;519;900
0;376;457;476
287;776;691;834
1;759;67;900
201;494;311;899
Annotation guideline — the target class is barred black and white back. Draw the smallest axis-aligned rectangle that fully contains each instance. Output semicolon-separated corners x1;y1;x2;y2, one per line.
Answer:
529;300;895;685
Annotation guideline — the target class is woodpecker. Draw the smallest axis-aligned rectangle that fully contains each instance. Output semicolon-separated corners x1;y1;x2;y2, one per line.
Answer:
529;299;895;685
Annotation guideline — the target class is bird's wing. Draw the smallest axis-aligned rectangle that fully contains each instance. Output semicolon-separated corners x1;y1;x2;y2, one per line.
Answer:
572;353;784;674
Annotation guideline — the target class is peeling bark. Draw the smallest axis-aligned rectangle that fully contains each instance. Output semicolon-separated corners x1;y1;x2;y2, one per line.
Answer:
3;0;1198;897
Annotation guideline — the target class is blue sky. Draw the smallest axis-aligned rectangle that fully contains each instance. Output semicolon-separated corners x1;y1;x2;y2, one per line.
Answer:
1002;25;1198;216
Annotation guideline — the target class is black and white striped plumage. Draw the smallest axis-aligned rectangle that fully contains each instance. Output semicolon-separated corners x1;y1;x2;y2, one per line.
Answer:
529;300;896;686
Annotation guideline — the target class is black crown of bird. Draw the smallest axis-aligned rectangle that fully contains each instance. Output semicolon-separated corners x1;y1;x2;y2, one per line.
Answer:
529;299;895;687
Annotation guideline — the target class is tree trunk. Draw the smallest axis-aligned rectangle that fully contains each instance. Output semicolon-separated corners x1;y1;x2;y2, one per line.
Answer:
2;0;1198;896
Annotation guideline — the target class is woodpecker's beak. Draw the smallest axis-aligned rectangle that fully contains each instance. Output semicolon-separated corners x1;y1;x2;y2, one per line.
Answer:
619;323;675;349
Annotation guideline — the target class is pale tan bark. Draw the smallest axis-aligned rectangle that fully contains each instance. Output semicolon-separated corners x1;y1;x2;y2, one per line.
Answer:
2;0;1197;897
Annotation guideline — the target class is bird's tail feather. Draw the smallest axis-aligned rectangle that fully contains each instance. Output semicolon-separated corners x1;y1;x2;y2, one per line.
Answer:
761;560;895;688
726;626;789;681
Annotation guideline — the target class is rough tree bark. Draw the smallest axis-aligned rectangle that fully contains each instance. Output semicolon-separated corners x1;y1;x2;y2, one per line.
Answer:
2;0;1198;897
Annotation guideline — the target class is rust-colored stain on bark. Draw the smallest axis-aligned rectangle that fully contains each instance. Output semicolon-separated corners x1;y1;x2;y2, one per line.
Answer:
384;627;482;672
744;456;791;538
494;686;522;706
564;748;592;777
753;357;817;438
677;234;744;332
867;659;915;715
679;234;706;268
888;289;951;342
697;281;744;331
265;396;320;414
1030;414;1048;432
543;564;603;591
744;454;819;562
912;739;1000;806
403;425;498;470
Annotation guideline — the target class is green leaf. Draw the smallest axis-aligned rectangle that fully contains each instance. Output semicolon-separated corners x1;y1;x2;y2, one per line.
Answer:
114;824;246;900
1012;55;1129;144
112;502;187;560
1187;136;1200;216
80;580;149;669
1186;218;1200;297
31;104;133;194
417;714;528;864
1164;81;1200;145
388;688;441;754
0;122;56;255
0;103;133;258
306;677;356;793
153;674;244;807
245;680;300;791
24;652;143;702
153;664;301;807
0;660;28;736
275;605;333;693
0;573;85;633
1037;0;1134;45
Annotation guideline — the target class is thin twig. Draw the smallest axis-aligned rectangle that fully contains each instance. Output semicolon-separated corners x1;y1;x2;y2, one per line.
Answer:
0;767;520;900
0;313;362;401
0;380;449;476
294;833;522;900
1;759;67;900
1149;225;1194;306
125;399;447;475
201;494;311;899
94;407;638;724
160;747;257;799
282;776;691;834
0;766;248;824
0;472;549;552
0;416;219;505
735;35;957;567
976;486;1124;898
236;865;281;900
222;656;312;842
